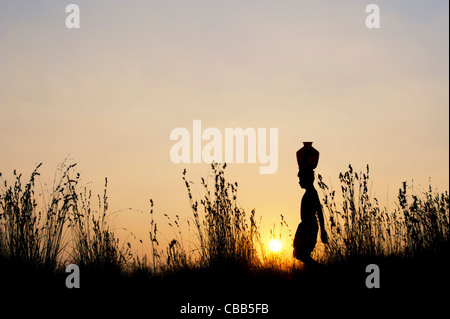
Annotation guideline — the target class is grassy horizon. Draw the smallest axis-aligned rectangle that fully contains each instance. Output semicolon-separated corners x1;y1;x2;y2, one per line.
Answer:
0;161;448;294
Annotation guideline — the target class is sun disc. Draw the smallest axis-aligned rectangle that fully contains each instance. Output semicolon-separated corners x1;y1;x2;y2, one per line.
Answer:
269;239;282;253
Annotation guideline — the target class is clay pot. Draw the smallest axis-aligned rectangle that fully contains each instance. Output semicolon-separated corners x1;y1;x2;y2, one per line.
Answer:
296;142;319;170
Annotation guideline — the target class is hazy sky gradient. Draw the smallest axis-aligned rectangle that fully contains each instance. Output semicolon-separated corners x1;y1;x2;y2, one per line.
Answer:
1;1;448;249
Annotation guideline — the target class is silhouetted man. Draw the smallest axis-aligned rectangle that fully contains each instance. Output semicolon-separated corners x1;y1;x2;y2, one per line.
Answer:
293;144;328;264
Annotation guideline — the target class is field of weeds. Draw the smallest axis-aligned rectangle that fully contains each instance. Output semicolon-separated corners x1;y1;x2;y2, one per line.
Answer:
0;161;448;315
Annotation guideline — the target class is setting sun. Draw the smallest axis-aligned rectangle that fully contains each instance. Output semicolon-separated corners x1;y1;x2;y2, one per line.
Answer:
269;239;282;253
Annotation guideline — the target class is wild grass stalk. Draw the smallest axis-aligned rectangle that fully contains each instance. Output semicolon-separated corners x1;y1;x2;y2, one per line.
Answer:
262;215;294;271
1;161;448;284
0;162;78;272
397;181;449;256
182;163;261;269
71;177;132;274
317;164;449;263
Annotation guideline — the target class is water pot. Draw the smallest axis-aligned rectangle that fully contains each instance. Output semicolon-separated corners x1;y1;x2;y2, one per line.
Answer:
296;142;319;170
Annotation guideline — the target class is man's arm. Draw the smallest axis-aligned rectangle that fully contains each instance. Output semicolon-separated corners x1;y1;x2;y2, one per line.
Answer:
315;193;328;244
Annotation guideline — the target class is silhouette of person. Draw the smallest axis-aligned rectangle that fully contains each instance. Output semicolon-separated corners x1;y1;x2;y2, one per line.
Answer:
293;168;328;264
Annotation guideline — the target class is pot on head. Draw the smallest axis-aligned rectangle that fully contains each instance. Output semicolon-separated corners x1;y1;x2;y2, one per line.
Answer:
296;142;319;170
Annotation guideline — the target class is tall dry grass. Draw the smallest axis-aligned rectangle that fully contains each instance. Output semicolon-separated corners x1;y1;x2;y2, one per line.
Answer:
183;163;261;269
1;161;448;283
0;161;132;281
70;177;133;274
0;162;78;272
317;164;449;263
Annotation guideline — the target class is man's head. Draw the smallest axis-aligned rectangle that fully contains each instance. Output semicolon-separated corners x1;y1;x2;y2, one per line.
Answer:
298;169;315;189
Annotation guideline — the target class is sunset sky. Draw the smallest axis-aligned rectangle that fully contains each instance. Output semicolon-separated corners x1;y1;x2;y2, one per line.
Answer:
1;1;448;252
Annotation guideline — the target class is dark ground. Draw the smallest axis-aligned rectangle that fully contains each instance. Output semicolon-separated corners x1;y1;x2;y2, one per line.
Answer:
1;252;449;318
